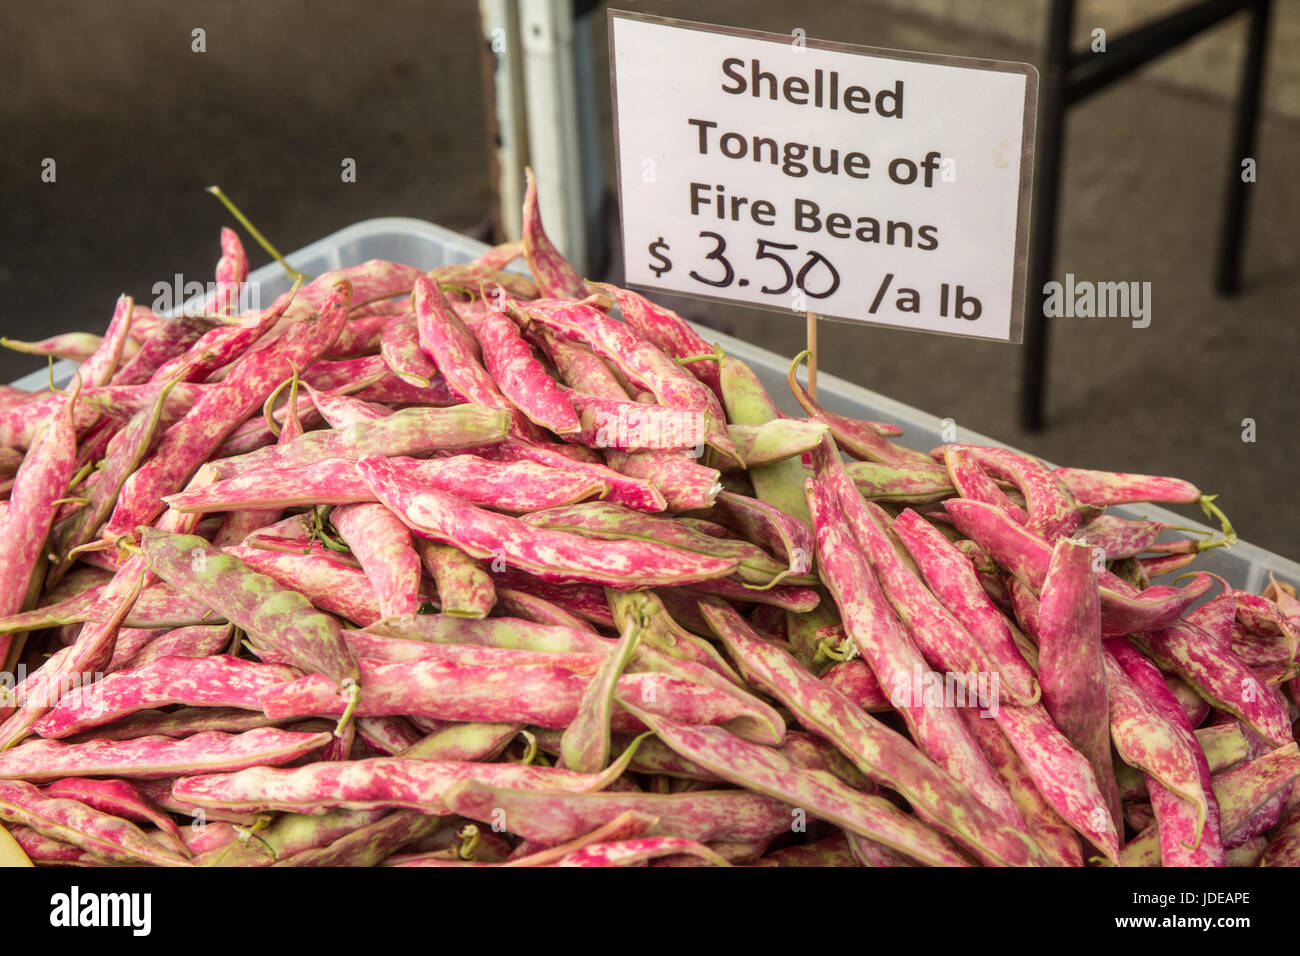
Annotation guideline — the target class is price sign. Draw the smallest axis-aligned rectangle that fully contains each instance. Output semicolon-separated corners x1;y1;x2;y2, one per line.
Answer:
609;11;1037;343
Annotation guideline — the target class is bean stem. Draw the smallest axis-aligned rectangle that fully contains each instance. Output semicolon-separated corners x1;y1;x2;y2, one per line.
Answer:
205;186;305;283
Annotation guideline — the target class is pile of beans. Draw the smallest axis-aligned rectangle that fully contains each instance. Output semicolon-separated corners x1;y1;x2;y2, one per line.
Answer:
0;171;1295;867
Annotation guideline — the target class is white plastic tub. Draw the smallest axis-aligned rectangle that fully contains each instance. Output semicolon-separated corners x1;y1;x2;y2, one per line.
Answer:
18;216;1298;592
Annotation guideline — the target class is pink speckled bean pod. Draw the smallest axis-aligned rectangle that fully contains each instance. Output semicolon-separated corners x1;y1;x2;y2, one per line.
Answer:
173;747;641;815
492;588;591;631
955;705;1083;866
367;613;612;654
207;404;510;479
603;449;722;512
123;624;233;669
124;305;165;343
541;329;722;511
52;379;182;587
1035;537;1122;831
943;499;1214;635
558;836;731;867
473;439;667;512
32;655;299;740
68;380;202;423
263;261;424;331
222;545;385;627
1132;618;1293;749
567;391;705;452
412;275;547;444
1051;467;1202;506
379;312;438;387
355;717;425;756
486;571;614;628
508;293;738;463
1076;513;1182;560
1106;638;1226;867
812;440;1030;709
164;458;374;513
709;491;814;576
261;657;780;742
269;808;443;867
475;309;580;435
805;477;1027;834
341;632;599;669
0;392;101;451
727;419;829;469
786;350;930;466
389;809;659;867
43;776;189;857
949;445;1081;540
442;779;789;847
890;509;1040;705
593;283;722;398
212;373;304;549
303;383;391;427
1099;651;1208;840
621;703;978;868
610;590;746;688
208;393;320;462
0;579;217;636
324;312;391;358
151;286;295;385
471;239;525;272
350;370;460;408
821;660;892;712
395;456;610;512
236;512;316;553
79;294;135;388
0;559;146;748
942;445;1027;522
203;227;249;315
521;500;788;585
357;455;737;588
415;539;495;619
7;823;108;865
141;530;359;690
0;728;332;782
2;331;104;362
843;458;956;506
111;316;215;386
65;708;282;743
332;503;422;620
683;577;820;613
521;168;588;300
1235;592;1299;664
701;601;1055;867
0;380;80;664
106;277;353;540
561;612;641;773
1212;744;1300;845
298;355;392;393
0;779;189;866
348;297;410;320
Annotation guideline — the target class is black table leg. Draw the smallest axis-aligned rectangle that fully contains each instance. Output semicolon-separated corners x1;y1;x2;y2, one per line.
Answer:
1216;0;1271;295
1020;0;1074;432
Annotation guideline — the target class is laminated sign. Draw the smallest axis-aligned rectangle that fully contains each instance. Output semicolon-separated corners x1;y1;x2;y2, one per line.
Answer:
609;11;1038;343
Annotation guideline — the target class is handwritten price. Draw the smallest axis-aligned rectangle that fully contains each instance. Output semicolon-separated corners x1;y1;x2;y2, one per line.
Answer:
646;232;840;299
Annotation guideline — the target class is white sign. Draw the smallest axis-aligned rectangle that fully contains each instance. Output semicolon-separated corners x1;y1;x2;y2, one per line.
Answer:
609;12;1037;343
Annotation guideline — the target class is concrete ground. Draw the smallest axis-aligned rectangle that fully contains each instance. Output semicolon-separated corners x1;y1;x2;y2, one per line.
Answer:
0;1;1296;559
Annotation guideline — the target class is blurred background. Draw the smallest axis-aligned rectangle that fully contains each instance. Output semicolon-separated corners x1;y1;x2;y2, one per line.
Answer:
1;0;1296;556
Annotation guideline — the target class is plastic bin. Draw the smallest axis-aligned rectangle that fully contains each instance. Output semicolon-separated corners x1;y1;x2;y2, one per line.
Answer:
17;216;1298;593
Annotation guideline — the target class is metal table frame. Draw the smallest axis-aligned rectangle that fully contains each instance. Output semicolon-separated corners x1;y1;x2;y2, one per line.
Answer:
1021;0;1273;430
